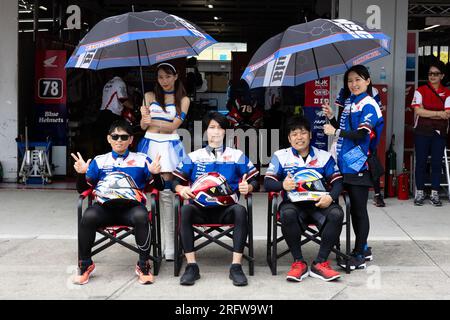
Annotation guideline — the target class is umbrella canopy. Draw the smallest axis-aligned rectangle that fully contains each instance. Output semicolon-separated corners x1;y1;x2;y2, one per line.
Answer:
241;18;391;88
65;10;216;69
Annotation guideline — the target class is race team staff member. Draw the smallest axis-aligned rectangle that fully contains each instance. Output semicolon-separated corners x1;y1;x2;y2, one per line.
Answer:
172;112;259;287
411;60;450;206
264;116;344;282
72;120;164;285
323;65;383;270
97;71;134;154
335;86;385;207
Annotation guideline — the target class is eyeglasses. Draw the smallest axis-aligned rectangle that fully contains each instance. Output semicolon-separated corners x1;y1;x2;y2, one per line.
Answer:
428;72;442;77
110;134;130;141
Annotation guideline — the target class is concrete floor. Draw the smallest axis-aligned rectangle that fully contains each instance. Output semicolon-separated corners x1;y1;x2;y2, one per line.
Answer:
1;186;450;300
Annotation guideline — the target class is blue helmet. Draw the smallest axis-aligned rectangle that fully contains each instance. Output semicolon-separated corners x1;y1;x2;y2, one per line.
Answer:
94;171;145;205
288;169;328;202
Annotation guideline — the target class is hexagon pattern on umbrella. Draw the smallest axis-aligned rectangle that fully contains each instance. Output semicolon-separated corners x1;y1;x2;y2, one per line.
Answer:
65;10;217;69
241;19;391;88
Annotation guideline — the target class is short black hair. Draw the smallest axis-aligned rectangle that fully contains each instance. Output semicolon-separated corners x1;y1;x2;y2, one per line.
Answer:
286;116;311;134
203;111;230;130
108;119;133;135
429;60;446;75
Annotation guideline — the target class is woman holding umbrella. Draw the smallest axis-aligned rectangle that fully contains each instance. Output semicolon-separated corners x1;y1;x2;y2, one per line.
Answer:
322;65;383;270
138;62;190;261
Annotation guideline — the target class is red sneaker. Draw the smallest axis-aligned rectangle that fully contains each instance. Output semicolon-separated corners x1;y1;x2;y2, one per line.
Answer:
135;261;154;285
72;262;95;285
309;261;341;281
286;261;309;282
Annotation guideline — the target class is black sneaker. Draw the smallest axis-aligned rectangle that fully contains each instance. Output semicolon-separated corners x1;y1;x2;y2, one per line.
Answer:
339;254;366;270
352;247;373;262
373;194;385;207
363;247;373;261
229;264;248;286
180;263;200;286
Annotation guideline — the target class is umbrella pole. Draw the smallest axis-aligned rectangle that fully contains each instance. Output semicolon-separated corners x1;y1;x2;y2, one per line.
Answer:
132;5;147;106
136;41;147;106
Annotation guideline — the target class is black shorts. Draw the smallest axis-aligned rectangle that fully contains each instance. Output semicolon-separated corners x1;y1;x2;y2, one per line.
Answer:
279;201;342;230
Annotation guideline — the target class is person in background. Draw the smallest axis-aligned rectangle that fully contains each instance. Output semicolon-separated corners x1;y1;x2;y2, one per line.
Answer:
411;60;450;206
138;62;190;261
96;69;134;154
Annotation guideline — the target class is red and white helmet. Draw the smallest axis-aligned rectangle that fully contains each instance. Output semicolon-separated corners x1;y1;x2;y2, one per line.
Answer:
191;172;237;207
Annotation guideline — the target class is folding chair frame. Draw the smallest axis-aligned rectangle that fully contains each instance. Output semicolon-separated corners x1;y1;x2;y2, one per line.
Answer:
266;192;352;275
77;189;162;275
174;194;254;276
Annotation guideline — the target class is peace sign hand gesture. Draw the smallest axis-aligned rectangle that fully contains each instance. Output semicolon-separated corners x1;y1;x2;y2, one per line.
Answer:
149;154;162;174
71;152;92;174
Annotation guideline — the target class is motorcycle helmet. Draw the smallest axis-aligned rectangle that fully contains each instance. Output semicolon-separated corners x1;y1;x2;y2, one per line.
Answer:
287;169;329;202
191;172;238;207
94;171;145;205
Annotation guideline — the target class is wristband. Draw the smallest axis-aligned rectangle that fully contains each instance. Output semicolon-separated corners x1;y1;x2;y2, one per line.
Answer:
176;112;187;121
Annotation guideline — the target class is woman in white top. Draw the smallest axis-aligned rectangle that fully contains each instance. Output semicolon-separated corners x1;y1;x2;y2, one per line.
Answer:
138;62;190;261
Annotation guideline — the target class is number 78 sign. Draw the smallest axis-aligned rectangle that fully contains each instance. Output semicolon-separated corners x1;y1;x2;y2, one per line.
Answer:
38;78;63;99
34;50;66;104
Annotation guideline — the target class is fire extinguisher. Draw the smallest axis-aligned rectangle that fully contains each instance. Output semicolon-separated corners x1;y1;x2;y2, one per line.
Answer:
385;134;397;198
397;164;409;200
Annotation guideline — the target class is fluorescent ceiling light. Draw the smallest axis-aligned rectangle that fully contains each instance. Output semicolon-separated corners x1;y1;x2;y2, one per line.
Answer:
19;29;49;33
214;16;220;20
19;19;54;22
423;24;440;30
19;10;32;13
208;4;214;8
39;6;47;11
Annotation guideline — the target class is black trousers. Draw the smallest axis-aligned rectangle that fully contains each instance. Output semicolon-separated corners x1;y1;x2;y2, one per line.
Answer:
79;203;151;262
180;203;248;253
279;201;344;262
345;184;370;255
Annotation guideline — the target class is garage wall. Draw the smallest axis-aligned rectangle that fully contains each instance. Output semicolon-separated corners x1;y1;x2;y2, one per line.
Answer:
0;0;18;182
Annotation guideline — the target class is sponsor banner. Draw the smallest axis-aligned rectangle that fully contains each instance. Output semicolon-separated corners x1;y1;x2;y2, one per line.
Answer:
263;54;291;87
35;50;67;104
304;77;330;107
34;104;67;146
302;106;328;151
34;50;67;146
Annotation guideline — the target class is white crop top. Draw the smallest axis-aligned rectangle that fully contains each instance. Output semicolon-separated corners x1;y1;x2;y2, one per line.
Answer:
148;101;176;123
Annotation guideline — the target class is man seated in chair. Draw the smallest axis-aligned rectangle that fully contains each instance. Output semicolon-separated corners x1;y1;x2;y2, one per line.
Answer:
71;119;164;285
264;116;344;282
172;112;259;286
